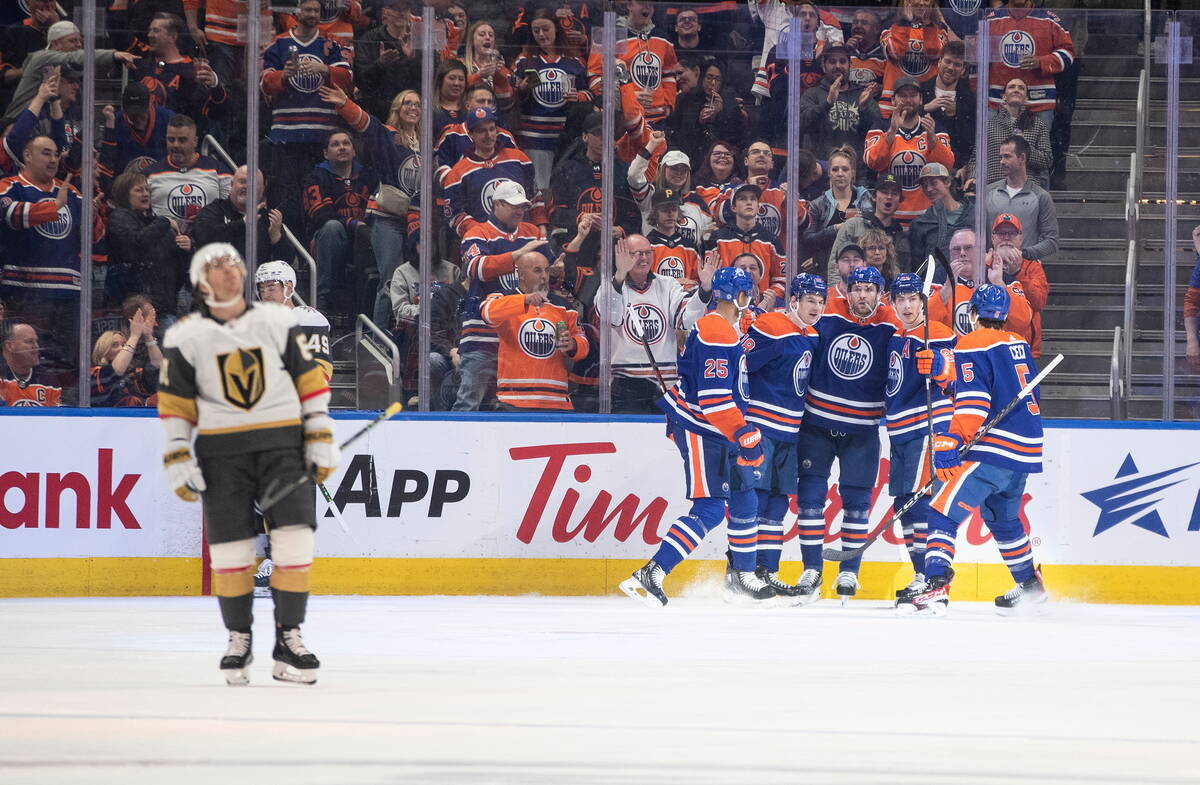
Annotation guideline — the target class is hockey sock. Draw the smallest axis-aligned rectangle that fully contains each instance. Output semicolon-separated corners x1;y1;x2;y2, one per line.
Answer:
896;493;928;573
653;498;725;573
216;592;254;633
988;518;1036;583
796;506;825;569
924;509;959;579
727;488;759;572
755;492;789;572
271;588;309;627
838;508;870;573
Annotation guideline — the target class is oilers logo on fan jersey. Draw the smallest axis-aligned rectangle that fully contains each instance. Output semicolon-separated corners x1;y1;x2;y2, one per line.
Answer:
168;183;208;220
532;69;570;109
631;51;662;90
34;204;72;240
519;318;558;359
288;55;326;92
656;256;686;280
891;148;928;190
953;300;973;335
480;178;515;216
755;202;782;238
829;333;873;380
1000;30;1036;68
625;303;668;346
397;155;420;196
900;39;929;76
677;214;700;248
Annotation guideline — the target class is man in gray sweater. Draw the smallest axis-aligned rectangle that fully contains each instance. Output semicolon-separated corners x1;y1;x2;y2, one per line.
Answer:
983;134;1059;261
3;21;138;124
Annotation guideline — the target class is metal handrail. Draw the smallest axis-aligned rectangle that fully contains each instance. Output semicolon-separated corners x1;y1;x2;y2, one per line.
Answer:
199;134;318;308
354;313;402;408
1110;326;1125;420
1134;69;1148;199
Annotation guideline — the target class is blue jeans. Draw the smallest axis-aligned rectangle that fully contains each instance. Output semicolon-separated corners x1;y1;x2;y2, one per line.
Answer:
370;216;405;328
313;219;350;305
451;350;496;411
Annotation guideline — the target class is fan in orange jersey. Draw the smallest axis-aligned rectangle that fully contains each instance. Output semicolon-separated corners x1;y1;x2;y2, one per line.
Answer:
615;0;679;128
481;250;587;411
928;228;1033;346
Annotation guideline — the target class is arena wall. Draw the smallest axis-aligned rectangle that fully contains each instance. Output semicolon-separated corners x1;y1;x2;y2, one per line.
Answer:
3;410;1199;604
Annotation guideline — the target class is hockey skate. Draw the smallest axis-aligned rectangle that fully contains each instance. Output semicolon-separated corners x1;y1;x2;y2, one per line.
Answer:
619;561;668;608
756;566;803;603
793;568;822;606
724;565;777;606
835;571;859;607
909;572;953;617
253;557;273;598
272;626;319;684
994;570;1048;616
220;629;253;686
894;572;928;615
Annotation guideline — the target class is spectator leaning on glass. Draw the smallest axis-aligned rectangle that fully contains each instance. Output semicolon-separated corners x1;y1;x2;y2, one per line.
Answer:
0;322;61;406
90;306;160;408
983;134;1058;261
105;170;192;316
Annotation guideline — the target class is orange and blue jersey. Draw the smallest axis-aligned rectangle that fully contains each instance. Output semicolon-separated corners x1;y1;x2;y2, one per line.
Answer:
335;98;419;217
615;29;679;126
261;31;353;144
458;218;549;356
985;8;1075;114
481;293;587;411
659;312;750;444
742;312;818;444
949;328;1043;474
433;121;517;187
0;174;86;296
443;148;542;234
804;296;901;433
512;53;591;152
885;320;956;444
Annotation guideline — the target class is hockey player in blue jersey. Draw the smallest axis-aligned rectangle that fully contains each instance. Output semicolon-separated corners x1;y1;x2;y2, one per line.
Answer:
794;265;901;605
885;273;957;612
743;273;825;602
620;267;772;607
911;284;1047;617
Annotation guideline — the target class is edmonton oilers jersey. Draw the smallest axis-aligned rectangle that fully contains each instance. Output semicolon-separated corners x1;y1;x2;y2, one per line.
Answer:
0;174;83;294
743;312;819;443
512;53;589;152
443;149;537;233
457;219;545;355
985;9;1074;113
145;154;232;227
659;312;751;443
885;321;956;444
262;32;351;143
804;297;900;433
951;328;1043;473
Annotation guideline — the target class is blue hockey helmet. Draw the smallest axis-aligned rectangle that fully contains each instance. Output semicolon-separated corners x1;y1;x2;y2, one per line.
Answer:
846;265;885;291
711;267;755;302
790;273;827;299
889;272;923;297
970;283;1010;321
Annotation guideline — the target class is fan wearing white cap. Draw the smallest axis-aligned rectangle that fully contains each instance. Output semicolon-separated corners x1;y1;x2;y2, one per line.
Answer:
627;130;713;250
158;242;339;685
255;260;332;379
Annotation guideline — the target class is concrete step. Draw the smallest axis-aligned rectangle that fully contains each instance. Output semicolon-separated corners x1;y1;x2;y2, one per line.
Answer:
1079;75;1200;101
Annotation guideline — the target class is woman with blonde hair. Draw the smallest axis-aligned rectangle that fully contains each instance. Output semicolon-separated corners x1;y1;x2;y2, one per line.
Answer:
861;227;902;287
463;21;515;112
89;306;159;407
386;89;421;151
628;130;714;250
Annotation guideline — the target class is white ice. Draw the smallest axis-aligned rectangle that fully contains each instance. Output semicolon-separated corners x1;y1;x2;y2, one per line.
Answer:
1;594;1198;785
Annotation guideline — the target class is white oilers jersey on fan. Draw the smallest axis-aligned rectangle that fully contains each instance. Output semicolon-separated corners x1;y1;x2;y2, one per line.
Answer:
601;274;706;386
157;302;329;458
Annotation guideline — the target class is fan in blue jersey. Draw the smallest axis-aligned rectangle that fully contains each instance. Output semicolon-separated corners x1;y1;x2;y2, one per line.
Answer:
909;284;1048;617
744;273;825;602
885;273;957;613
620;267;775;607
99;83;173;189
794;263;901;605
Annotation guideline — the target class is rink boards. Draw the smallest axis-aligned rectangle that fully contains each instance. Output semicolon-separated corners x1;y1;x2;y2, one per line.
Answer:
2;411;1200;603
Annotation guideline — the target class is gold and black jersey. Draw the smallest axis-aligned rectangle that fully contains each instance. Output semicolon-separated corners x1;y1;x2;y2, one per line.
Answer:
294;304;333;380
157;303;330;457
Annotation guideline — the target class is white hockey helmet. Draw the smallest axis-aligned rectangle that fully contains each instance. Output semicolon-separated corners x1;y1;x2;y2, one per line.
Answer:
254;260;297;297
189;243;246;308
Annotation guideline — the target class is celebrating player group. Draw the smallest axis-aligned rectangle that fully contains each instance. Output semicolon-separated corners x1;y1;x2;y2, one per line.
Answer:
620;249;1053;617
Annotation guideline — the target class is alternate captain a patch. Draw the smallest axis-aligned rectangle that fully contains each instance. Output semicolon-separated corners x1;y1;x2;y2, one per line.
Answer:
218;347;266;410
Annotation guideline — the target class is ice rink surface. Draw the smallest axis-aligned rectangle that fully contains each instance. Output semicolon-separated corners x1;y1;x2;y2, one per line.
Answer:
1;593;1198;785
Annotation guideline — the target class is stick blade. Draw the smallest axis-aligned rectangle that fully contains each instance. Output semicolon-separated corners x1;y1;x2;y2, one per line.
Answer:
822;546;859;562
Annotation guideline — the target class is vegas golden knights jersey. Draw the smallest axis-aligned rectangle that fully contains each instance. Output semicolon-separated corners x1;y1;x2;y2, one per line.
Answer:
293;304;333;380
157;303;330;458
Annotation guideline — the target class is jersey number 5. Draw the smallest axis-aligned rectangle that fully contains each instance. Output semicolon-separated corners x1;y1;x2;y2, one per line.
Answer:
703;358;729;379
1014;363;1041;415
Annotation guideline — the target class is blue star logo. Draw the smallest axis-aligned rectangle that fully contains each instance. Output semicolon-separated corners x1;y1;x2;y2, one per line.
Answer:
1081;454;1200;538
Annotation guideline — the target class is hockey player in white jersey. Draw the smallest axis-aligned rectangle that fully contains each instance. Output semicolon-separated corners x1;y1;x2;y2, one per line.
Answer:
250;260;334;595
158;243;340;685
603;234;707;412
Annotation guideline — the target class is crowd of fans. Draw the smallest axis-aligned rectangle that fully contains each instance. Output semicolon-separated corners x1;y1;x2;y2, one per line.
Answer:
0;0;1084;410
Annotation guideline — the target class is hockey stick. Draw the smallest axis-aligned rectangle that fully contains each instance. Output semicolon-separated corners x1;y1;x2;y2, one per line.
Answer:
920;254;938;499
626;303;670;395
258;401;403;518
822;353;1063;562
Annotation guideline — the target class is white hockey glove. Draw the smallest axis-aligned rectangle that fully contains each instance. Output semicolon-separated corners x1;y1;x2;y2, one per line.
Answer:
303;413;340;485
163;440;206;502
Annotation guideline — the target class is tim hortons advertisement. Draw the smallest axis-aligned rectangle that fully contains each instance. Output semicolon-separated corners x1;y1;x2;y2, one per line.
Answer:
3;416;1200;567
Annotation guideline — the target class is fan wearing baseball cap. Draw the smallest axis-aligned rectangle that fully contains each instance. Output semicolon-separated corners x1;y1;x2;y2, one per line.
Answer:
909;161;974;271
987;213;1049;357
